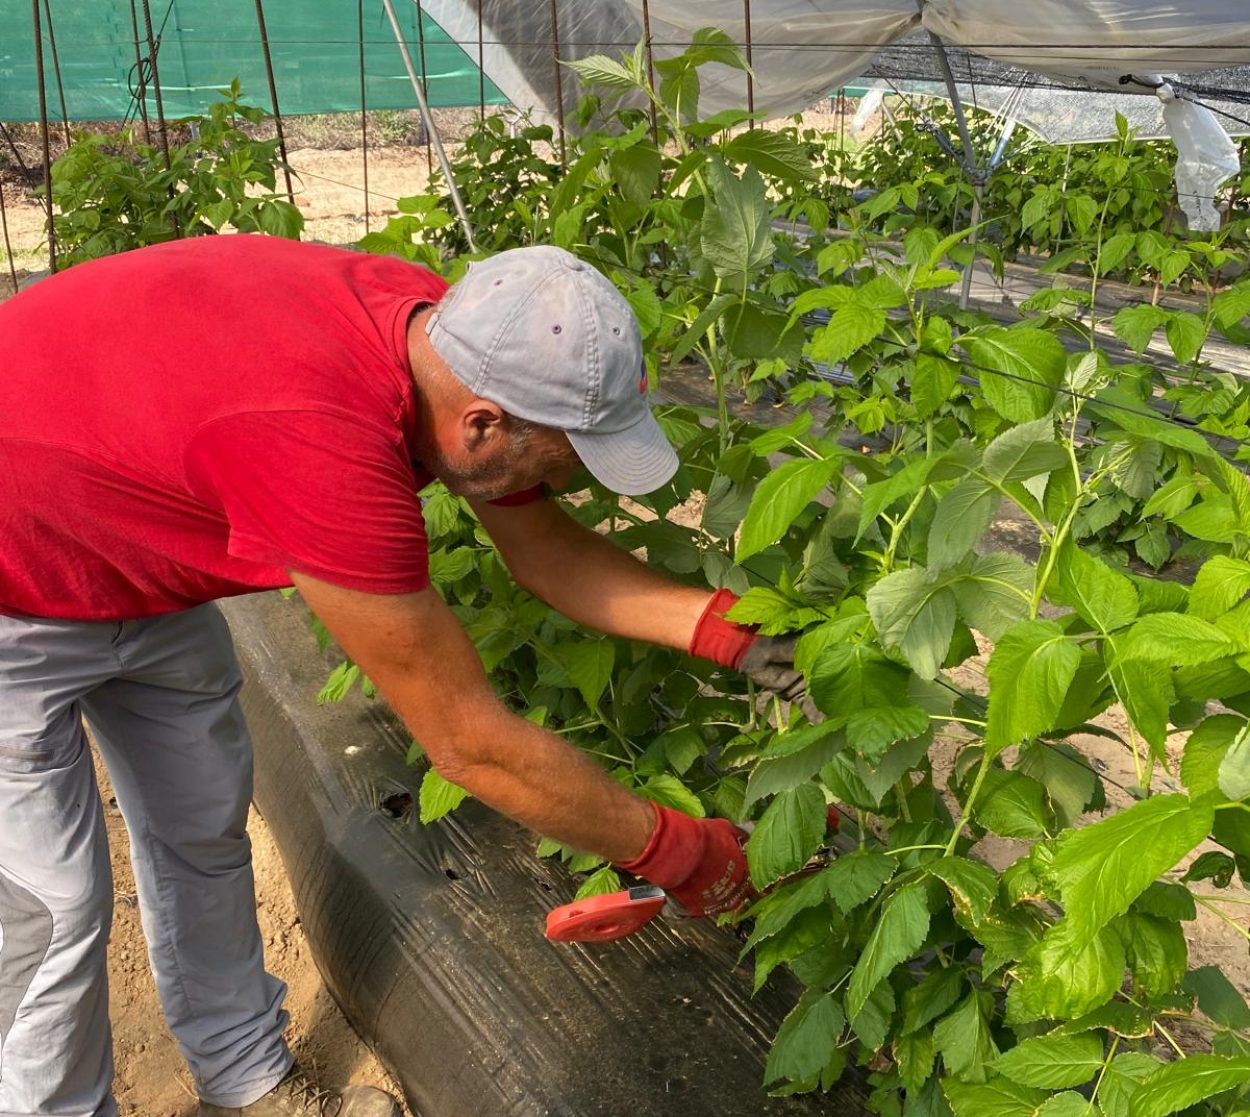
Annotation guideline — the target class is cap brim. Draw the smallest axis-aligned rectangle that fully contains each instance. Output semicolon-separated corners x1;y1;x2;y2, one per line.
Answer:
566;409;679;496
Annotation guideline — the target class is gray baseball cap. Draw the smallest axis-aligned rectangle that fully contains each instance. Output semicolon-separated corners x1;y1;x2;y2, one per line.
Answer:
425;246;679;496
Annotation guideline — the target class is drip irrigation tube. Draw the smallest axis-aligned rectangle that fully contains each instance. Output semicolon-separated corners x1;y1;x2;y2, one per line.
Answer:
222;591;864;1117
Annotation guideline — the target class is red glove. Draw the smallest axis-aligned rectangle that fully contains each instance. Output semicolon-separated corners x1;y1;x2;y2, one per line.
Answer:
689;588;757;669
618;801;753;917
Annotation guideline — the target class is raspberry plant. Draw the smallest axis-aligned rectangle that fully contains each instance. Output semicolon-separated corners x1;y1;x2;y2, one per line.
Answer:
343;31;1250;1115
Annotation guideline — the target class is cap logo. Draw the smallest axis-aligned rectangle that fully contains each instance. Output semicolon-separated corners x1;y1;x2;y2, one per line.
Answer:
639;362;648;396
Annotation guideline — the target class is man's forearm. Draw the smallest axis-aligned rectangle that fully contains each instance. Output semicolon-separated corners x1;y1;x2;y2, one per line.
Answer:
405;694;655;863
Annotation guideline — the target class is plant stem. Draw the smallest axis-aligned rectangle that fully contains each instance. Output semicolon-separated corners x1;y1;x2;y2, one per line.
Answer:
1194;894;1250;944
944;749;992;856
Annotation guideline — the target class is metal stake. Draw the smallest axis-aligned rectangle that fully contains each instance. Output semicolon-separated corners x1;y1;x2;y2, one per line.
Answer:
138;0;172;172
126;0;152;143
0;184;19;291
42;0;72;148
548;0;566;165
254;0;296;207
380;0;477;252
743;0;754;123
31;0;56;273
640;0;658;143
357;0;370;234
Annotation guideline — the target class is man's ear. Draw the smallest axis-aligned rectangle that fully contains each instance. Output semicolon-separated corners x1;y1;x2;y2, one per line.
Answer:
461;398;506;450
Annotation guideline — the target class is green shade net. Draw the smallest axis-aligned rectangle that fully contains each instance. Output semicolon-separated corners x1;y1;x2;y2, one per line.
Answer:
0;0;507;122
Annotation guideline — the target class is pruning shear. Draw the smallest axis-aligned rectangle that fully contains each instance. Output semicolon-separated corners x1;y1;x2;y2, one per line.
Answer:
544;806;843;943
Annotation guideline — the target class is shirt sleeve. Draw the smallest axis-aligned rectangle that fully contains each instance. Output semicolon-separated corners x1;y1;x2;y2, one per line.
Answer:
185;409;430;594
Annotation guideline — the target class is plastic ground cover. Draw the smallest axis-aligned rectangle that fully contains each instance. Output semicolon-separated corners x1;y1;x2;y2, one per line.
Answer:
221;590;866;1117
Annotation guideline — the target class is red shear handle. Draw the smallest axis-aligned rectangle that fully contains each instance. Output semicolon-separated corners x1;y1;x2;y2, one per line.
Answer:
545;886;667;943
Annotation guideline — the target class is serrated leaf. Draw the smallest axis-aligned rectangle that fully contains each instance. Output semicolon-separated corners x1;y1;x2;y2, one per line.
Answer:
640;772;705;818
744;735;842;808
982;419;1068;484
847;883;930;1019
914;353;962;418
808;303;888;366
957;328;1067;423
1112;304;1168;353
1052;794;1213;945
701;157;774;286
563;54;637;89
1220;723;1250;800
1017;741;1098;830
846;705;930;760
1054;543;1139;634
1183;966;1250;1030
1102;1054;1162;1117
867;567;957;679
418;768;469;823
1130;1056;1250;1117
1191;556;1250;621
550;638;615;708
737;457;840;560
927;857;999;926
995;1032;1105;1089
746;783;826;888
943;1077;1046;1117
934;990;999;1083
951;553;1034;639
764;991;844;1085
722;128;817;183
985;619;1081;752
1120;613;1237;666
573;866;622;900
974;769;1050;839
822;849;895;914
1116;911;1188;999
1165;311;1207;365
1182;715;1241;798
929;477;998;569
1015;922;1126;1019
808;642;911;721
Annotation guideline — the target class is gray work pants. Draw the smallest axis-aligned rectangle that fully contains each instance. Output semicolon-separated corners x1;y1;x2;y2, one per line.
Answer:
0;604;292;1116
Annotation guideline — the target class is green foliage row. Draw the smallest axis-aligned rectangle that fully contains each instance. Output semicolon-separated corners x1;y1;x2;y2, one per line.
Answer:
46;80;302;267
345;31;1250;1116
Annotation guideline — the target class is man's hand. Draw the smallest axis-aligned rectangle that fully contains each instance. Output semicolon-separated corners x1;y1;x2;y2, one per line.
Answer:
619;802;752;917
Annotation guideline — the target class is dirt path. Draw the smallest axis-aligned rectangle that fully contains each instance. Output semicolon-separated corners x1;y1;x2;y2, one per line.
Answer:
97;752;410;1116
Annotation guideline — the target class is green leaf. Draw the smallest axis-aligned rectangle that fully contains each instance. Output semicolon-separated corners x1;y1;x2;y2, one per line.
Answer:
1120;613;1237;666
1183;966;1250;1030
850;980;895;1051
957;327;1067;423
1110;658;1172;755
1191;556;1250;621
858;457;932;540
722;128;817;183
563;54;638;89
1054;544;1139;634
640;772;705;818
573;866;622;900
914;353;962;418
821;849;895;914
1130;1056;1250;1117
1017;742;1098;829
1183;850;1237;888
1116;911;1188;999
807;303;888;366
746;783;827;888
1101;1054;1162;1117
1112;304;1168;353
1088;388;1212;457
1099;232;1136;275
418;768;469;823
847;883;930;1019
846;705;930;760
1165;310;1207;365
1220;723;1250;800
737;457;839;560
1051;794;1214;945
981;419;1068;484
867;567;958;679
951;553;1034;640
552;639;615;708
1037;1094;1096;1117
943;1077;1046;1117
1182;715;1241;798
902;967;966;1037
974;770;1050;839
934;990;999;1083
985;620;1082;752
608;144;661;206
995;1033;1105;1089
927;857;999;926
808;642;911;721
929;478;998;569
744;734;842;808
700;157;774;286
1015;923;1126;1019
764;991;844;1085
1133;881;1197;921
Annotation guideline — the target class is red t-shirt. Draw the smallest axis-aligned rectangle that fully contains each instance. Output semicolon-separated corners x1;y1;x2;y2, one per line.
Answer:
0;235;471;620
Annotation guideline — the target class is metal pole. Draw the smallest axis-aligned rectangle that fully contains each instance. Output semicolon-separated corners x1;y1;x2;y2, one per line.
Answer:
958;187;982;310
126;0;152;143
31;0;56;273
41;0;72;148
476;1;485;123
640;0;658;143
254;0;296;207
380;0;477;252
415;0;432;176
925;30;977;172
357;0;370;235
743;0;754;124
548;0;566;166
0;185;19;292
138;0;172;172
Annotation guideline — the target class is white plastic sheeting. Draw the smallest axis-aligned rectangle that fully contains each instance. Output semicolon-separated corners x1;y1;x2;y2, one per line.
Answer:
1158;85;1243;231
